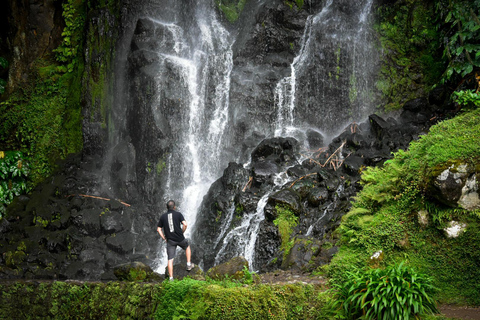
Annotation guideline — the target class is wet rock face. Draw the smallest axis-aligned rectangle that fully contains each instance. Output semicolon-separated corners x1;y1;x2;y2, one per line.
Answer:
229;1;311;146
194;95;448;272
0;154;159;280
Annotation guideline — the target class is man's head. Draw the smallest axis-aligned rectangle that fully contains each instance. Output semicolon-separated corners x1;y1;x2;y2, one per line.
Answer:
167;200;175;210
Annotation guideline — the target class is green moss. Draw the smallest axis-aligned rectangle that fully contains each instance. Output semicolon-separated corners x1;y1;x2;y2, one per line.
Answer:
375;1;444;110
156;158;166;175
216;0;247;23
329;108;480;305
0;280;328;319
274;204;298;259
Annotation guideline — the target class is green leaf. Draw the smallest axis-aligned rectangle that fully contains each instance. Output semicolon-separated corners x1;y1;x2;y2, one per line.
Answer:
0;57;8;69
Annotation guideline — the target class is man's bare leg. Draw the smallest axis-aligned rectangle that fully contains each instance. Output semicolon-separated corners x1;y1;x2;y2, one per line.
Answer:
186;246;191;264
168;259;174;279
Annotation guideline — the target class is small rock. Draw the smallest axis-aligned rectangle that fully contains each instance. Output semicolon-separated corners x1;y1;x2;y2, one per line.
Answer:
444;221;467;238
417;210;429;227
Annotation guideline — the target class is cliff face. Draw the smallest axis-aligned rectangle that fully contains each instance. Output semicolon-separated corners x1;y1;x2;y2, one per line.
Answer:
1;0;64;95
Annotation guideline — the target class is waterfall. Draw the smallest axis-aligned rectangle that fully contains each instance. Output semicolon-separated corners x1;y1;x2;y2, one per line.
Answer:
215;172;292;270
274;0;376;138
117;0;377;273
214;0;377;269
140;1;234;271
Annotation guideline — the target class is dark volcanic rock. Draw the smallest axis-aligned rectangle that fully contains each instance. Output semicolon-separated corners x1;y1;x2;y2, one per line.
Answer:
192;162;250;270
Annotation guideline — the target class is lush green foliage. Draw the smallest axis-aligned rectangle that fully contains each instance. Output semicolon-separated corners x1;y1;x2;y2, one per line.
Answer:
0;279;327;320
435;0;480;82
375;1;444;110
0;282;163;319
376;0;479;110
54;0;86;73
0;151;30;217
274;204;299;259
453;89;480;110
0;66;82;184
329;262;438;319
327;108;480;304
0;0;87;186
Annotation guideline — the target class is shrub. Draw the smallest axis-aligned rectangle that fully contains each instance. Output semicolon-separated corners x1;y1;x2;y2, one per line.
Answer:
0;151;30;217
329;262;439;320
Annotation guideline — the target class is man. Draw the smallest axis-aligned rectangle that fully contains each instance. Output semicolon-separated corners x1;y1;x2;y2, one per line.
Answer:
157;200;194;281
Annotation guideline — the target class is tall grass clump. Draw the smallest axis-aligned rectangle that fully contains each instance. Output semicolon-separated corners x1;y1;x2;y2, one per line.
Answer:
329;262;439;320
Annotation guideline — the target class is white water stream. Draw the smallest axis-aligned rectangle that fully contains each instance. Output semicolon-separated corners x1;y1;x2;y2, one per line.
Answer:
152;1;234;272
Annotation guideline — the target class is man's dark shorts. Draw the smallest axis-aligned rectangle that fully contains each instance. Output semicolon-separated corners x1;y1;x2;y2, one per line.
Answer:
166;239;189;260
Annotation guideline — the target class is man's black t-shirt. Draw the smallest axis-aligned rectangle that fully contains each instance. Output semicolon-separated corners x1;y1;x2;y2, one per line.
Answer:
157;209;186;242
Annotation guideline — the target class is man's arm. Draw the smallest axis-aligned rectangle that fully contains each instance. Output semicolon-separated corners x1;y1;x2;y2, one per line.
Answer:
157;227;166;241
181;220;187;233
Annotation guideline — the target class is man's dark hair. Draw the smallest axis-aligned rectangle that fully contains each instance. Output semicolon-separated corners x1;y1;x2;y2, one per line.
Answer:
167;200;175;210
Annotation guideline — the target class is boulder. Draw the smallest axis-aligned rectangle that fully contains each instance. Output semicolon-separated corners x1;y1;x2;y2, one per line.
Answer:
265;189;302;221
429;162;478;208
369;114;390;140
307;187;329;207
206;256;248;280
281;237;322;272
306;129;325;149
114;261;163;281
444;221;467;238
458;175;480;210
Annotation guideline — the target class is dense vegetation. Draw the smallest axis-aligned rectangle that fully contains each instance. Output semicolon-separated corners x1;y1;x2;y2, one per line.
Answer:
325;95;480;306
376;0;480;110
0;278;327;319
323;0;480;309
0;0;119;216
0;0;479;317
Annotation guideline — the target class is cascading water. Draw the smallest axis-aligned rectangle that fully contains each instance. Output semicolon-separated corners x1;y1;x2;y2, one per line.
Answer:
275;0;376;139
117;0;377;272
208;0;377;270
129;1;235;271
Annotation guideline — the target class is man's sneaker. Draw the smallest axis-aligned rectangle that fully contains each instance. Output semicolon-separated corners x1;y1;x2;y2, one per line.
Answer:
186;263;195;271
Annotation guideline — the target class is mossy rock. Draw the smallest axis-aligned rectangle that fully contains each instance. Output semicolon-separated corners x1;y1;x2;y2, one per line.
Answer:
206;256;248;280
113;261;162;281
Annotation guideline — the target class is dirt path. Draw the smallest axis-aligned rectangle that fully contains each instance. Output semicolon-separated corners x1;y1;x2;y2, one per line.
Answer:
439;305;480;320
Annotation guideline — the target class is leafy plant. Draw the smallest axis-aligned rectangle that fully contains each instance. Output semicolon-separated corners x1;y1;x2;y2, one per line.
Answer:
0;151;30;217
242;265;254;285
54;0;86;73
329;262;439;320
435;0;480;81
215;0;247;23
453;89;480;110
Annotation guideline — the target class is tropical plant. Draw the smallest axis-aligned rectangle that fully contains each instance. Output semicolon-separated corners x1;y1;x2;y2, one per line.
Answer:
435;0;480;81
0;151;30;217
329;262;439;320
453;89;480;110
